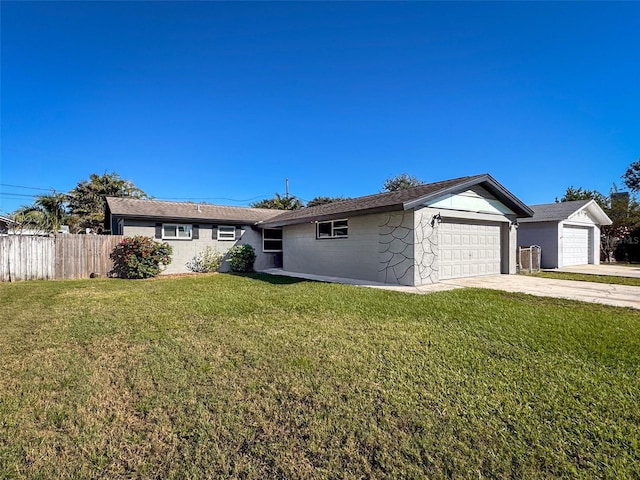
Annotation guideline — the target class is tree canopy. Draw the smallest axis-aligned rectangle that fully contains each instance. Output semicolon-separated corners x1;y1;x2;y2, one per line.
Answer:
12;192;69;233
250;193;303;210
10;172;147;234
557;186;608;208
623;158;640;192
68;172;148;232
382;173;424;192
306;196;350;208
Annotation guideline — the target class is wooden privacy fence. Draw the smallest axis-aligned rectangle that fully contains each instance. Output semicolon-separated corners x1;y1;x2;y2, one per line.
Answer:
0;234;124;282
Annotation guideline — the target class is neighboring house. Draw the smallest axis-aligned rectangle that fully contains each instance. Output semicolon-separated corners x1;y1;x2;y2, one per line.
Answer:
261;174;533;286
0;215;15;235
105;197;285;274
0;215;51;236
516;200;612;269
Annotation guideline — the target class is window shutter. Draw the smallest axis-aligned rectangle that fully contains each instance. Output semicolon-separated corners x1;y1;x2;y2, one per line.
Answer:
212;226;218;239
155;223;162;239
236;226;242;238
192;224;199;240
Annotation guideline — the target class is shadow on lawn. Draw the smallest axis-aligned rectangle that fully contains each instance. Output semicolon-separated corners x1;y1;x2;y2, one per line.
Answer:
243;273;317;285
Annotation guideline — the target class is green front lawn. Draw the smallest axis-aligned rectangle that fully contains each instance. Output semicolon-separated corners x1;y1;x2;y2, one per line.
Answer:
1;274;638;479
535;271;640;287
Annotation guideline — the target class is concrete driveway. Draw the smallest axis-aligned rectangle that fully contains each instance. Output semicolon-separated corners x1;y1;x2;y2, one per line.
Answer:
555;264;640;278
439;275;640;310
262;268;640;309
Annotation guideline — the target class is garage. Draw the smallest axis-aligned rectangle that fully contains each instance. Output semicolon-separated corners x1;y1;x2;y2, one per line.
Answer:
438;220;502;280
562;225;591;266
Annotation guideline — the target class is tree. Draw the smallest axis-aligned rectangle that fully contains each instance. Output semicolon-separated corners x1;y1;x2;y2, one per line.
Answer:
382;173;424;192
11;191;69;233
557;186;608;208
250;193;302;210
623;158;640;192
306;196;350;208
68;172;147;233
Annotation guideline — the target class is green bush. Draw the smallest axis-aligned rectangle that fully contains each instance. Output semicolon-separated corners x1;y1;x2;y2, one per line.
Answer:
186;247;224;273
110;235;173;279
227;244;256;273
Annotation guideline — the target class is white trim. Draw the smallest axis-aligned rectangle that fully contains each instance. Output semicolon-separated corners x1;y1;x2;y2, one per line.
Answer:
316;219;348;239
263;227;283;252
162;223;192;240
217;225;236;241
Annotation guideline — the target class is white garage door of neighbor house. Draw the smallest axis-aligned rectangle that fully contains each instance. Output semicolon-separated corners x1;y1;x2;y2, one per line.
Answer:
562;226;590;266
438;221;502;280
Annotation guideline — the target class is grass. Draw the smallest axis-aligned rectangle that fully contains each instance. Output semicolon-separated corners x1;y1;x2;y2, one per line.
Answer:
534;271;640;287
1;273;639;479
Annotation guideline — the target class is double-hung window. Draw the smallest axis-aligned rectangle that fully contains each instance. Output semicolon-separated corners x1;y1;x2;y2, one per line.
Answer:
263;228;283;252
316;219;348;239
217;225;236;241
163;224;192;240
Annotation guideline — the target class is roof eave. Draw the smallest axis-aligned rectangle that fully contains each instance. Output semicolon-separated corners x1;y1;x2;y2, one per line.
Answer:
261;204;404;228
111;212;273;225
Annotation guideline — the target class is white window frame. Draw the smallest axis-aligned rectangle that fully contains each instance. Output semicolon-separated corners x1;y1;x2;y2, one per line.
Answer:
162;223;192;240
316;219;348;239
217;225;236;241
263;228;283;252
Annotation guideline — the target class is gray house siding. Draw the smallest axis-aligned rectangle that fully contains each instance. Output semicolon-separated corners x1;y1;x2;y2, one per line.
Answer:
517;222;559;269
282;206;517;287
282;213;384;283
121;220;277;274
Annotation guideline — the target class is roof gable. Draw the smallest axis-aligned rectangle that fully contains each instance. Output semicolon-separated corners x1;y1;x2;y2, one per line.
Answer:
518;199;612;225
262;174;532;227
425;187;515;215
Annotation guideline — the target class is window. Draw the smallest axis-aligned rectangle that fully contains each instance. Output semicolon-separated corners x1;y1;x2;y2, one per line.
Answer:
316;219;348;239
217;225;236;241
263;228;283;252
163;224;192;239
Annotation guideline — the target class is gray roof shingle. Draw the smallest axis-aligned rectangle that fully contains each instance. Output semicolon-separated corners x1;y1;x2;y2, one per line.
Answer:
106;197;283;224
263;173;533;227
517;200;592;223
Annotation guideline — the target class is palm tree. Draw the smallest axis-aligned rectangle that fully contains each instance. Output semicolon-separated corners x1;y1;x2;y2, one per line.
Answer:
12;192;69;233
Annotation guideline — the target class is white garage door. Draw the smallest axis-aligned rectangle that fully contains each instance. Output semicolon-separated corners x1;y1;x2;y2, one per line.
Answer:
438;220;502;280
562;226;590;266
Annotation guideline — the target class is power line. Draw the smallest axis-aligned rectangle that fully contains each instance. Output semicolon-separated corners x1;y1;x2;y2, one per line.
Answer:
0;183;296;205
0;183;64;192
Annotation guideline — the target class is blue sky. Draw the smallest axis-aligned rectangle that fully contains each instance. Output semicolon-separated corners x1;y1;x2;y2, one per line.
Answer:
1;1;639;214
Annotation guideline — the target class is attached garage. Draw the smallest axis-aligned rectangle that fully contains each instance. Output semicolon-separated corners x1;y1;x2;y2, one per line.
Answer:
262;173;534;286
438;220;502;279
562;226;591;266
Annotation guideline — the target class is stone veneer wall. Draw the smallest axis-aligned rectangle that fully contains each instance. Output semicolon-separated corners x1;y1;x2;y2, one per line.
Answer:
378;209;440;286
378;211;415;285
413;209;439;285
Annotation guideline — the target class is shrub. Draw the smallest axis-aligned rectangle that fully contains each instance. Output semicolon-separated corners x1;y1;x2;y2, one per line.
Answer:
227;244;256;273
110;235;173;279
186;247;224;273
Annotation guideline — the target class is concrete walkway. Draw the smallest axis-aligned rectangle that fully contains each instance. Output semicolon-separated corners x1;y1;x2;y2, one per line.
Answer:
441;275;640;310
555;264;640;279
260;268;640;310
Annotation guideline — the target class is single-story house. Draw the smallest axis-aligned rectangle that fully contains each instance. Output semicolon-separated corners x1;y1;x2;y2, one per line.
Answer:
106;197;285;274
516;199;612;269
107;174;533;285
262;173;533;286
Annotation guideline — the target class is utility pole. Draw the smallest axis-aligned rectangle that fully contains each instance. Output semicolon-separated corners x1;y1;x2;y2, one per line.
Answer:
285;178;289;199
